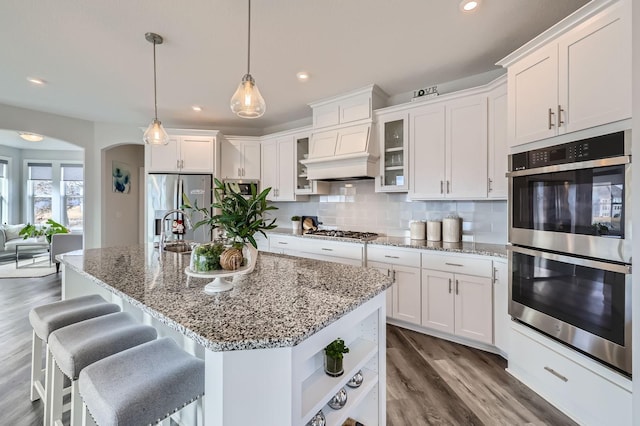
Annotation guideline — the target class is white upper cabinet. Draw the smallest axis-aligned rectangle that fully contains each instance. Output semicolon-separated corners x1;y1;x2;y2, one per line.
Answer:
294;133;330;196
147;134;216;173
261;136;300;202
487;80;508;199
309;85;387;130
374;110;409;192
220;137;261;180
504;0;630;147
409;95;488;200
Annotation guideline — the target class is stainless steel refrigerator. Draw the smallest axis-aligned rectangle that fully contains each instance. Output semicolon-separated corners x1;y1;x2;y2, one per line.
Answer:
146;173;212;245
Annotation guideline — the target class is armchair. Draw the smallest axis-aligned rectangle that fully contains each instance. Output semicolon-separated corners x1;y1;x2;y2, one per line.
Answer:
50;233;83;273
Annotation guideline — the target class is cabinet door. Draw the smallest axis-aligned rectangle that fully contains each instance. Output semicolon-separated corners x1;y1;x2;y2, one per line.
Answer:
261;139;278;201
409;104;446;200
276;137;296;201
558;1;631;134
220;141;243;179
370;262;394;317
493;261;510;355
393;265;421;325
242;142;261;180
375;111;409;192
420;269;454;334
488;83;508;199
508;43;558;146
454;273;493;344
179;136;214;173
147;137;180;172
446;95;488;198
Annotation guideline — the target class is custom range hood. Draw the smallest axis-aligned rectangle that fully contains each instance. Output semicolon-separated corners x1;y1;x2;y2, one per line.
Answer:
300;85;387;181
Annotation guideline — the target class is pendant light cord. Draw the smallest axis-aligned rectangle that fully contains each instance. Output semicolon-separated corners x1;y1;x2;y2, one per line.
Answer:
247;0;251;75
153;40;158;120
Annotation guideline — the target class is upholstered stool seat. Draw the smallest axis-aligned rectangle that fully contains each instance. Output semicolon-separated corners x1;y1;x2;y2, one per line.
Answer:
79;337;205;426
28;294;120;426
47;312;157;426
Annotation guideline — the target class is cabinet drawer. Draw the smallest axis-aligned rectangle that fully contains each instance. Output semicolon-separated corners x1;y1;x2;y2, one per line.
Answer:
421;253;492;277
301;240;363;261
367;246;420;268
269;235;300;252
509;326;631;426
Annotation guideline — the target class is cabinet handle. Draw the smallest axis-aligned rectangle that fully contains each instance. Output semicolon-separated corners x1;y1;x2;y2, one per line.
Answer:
392;270;396;282
380;175;384;186
488;178;492;192
384;255;400;259
177;159;180;169
493;267;498;283
455;279;459;295
544;366;568;382
440;181;444;194
242;167;245;176
446;181;450;194
548;108;555;129
238;167;241;176
557;105;564;127
321;248;334;251
445;262;463;267
448;278;452;294
278;242;288;245
181;160;184;168
387;269;391;277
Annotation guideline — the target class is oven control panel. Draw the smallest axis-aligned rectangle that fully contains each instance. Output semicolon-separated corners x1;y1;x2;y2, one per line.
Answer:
510;131;625;171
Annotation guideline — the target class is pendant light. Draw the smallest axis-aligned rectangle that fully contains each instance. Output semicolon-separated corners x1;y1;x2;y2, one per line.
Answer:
143;32;170;145
230;0;266;118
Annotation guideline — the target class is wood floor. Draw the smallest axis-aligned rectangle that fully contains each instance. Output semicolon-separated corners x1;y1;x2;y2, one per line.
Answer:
0;275;575;426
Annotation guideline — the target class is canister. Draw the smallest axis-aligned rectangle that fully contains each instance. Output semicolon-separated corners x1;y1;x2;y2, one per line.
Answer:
409;221;426;240
426;221;442;241
442;217;462;242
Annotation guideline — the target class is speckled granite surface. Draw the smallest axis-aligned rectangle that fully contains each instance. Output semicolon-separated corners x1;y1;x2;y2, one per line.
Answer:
59;246;391;352
368;237;508;258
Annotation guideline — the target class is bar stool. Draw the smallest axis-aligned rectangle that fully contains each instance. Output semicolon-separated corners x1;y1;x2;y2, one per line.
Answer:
79;337;205;426
29;295;120;423
47;311;158;426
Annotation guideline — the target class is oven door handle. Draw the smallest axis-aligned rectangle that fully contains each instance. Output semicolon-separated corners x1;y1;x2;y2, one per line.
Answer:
507;245;631;274
506;155;630;178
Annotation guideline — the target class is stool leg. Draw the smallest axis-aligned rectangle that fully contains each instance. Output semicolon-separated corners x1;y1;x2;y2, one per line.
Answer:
82;403;97;426
49;364;64;426
30;330;43;402
196;398;203;426
71;380;83;426
44;347;54;426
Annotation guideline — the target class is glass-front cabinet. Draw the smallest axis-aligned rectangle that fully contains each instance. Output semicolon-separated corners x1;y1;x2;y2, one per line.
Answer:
375;111;409;192
295;133;330;195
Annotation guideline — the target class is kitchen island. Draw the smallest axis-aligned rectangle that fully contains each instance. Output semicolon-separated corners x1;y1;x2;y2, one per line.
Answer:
59;245;391;426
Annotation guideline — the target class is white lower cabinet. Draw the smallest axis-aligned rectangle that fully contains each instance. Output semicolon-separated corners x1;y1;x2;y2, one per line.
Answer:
492;260;509;355
268;234;300;255
297;239;364;266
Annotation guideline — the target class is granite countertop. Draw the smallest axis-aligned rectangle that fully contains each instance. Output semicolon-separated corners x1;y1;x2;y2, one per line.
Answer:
368;237;508;258
59;245;391;352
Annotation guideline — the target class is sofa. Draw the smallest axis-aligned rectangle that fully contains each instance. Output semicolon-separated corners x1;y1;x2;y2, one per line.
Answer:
0;224;46;255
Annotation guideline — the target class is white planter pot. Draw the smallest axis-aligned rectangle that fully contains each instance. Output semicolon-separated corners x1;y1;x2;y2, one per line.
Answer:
292;221;301;232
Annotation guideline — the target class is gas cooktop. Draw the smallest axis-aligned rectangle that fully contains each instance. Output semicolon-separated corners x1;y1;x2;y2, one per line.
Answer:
303;229;379;241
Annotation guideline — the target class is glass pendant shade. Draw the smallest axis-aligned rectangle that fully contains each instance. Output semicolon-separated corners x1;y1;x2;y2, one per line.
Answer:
230;74;266;119
143;119;170;145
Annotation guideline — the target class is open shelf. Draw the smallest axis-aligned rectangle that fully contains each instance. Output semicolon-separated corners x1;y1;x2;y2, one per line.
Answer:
384;166;404;171
301;338;377;422
385;146;404;153
322;369;378;426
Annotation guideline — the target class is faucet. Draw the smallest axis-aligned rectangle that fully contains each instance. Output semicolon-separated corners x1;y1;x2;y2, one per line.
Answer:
159;209;192;252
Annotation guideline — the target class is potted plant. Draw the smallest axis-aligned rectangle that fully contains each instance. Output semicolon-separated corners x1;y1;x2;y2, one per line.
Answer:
324;338;349;377
19;219;69;243
182;178;278;271
291;216;301;233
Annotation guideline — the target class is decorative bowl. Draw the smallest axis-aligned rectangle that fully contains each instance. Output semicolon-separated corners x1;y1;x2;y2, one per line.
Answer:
327;387;348;410
346;370;363;388
305;410;326;426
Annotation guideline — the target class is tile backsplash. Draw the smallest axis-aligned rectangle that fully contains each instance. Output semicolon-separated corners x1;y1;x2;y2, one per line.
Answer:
266;180;507;244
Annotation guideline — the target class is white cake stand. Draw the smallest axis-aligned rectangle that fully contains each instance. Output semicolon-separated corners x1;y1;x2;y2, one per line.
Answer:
184;244;258;294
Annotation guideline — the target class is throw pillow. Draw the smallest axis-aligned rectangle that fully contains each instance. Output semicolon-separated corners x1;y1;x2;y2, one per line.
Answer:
4;224;26;241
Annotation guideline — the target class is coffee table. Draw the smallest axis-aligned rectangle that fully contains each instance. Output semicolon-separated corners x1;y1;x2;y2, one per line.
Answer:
15;242;50;268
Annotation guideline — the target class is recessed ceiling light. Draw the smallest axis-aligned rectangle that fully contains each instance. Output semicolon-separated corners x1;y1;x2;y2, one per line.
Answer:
27;77;46;85
192;106;203;112
459;0;480;12
18;132;44;142
296;71;310;82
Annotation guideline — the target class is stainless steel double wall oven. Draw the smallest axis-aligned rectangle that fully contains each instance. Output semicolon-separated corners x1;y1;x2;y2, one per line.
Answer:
507;130;632;375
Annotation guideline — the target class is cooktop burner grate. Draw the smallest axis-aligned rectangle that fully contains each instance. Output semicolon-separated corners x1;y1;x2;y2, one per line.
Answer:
304;229;379;241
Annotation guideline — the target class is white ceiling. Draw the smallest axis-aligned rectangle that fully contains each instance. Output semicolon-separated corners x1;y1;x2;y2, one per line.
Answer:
0;0;589;136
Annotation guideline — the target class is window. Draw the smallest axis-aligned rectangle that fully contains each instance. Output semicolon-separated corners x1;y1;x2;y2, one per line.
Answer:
61;164;83;230
0;159;7;224
28;163;53;224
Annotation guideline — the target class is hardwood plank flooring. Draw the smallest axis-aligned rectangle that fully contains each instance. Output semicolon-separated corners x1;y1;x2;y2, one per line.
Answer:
0;275;575;425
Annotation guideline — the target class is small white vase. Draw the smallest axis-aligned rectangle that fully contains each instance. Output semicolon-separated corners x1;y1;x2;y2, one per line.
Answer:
292;220;301;233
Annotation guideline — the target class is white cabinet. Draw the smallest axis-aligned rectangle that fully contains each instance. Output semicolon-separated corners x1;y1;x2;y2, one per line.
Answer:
367;245;421;325
268;234;300;255
487;80;508;199
220;137;261;179
493;260;509;356
294;133;330;195
421;253;493;345
506;0;630;146
261;136;298;201
409;95;488;200
147;135;216;173
374;110;409;192
309;84;387;130
297;238;365;267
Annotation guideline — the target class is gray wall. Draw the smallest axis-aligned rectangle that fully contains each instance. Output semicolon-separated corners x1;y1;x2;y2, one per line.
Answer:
0;145;22;223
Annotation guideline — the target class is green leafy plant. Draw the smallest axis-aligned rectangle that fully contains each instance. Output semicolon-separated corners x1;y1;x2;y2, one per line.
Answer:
19;219;69;244
324;338;350;360
291;215;301;221
182;178;278;249
190;242;226;272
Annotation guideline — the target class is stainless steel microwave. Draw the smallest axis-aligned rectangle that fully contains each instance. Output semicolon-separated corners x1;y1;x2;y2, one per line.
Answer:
222;179;260;196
